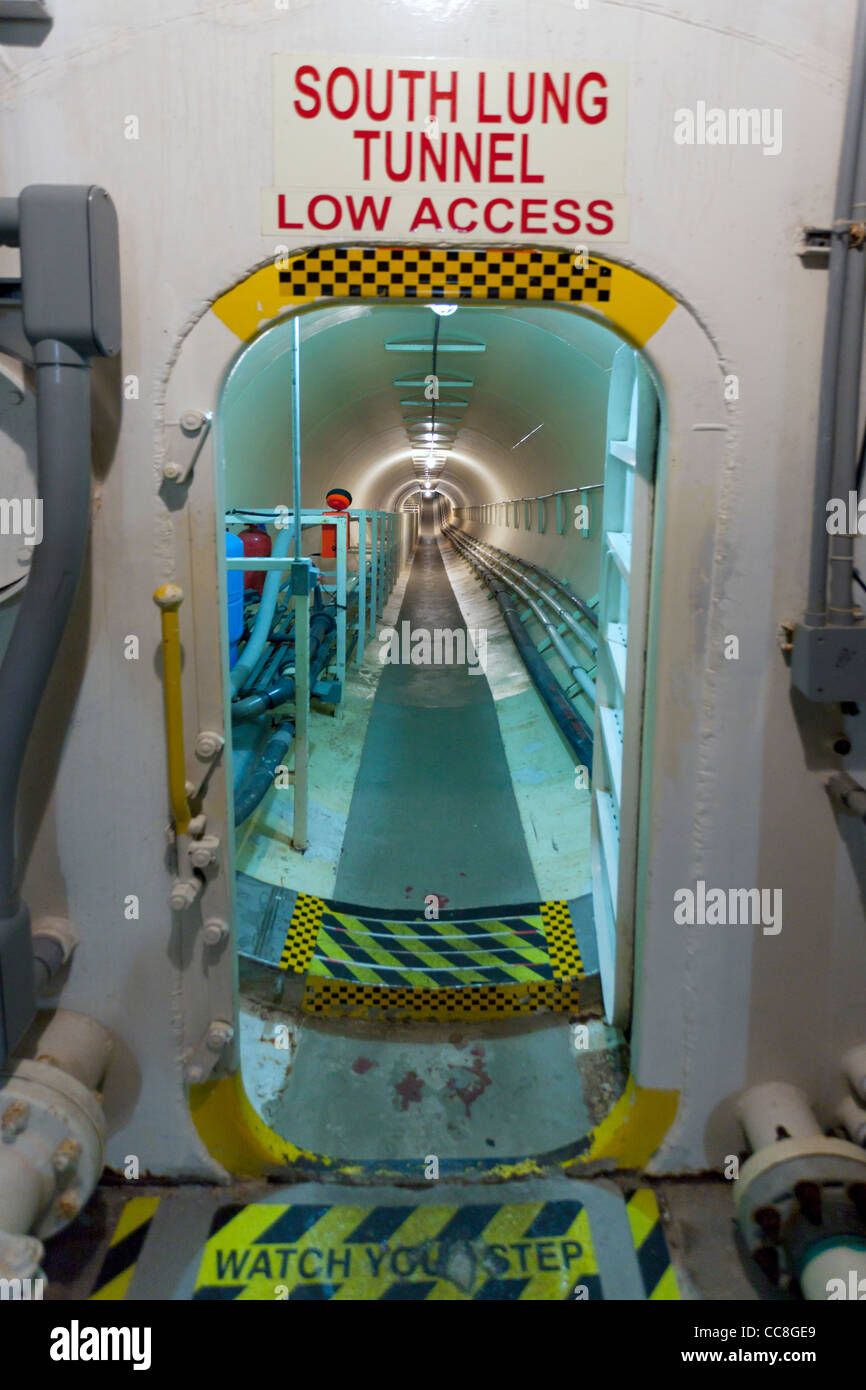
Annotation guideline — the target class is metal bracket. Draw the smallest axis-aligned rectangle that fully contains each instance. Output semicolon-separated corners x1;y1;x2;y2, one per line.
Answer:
162;410;212;485
312;677;342;703
798;227;833;267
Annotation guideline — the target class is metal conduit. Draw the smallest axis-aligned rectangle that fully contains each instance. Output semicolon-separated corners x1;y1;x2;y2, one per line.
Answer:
453;529;599;654
455;536;596;702
448;527;598;659
807;0;866;623
522;593;597;703
509;555;599;631
445;527;596;757
829;31;866;624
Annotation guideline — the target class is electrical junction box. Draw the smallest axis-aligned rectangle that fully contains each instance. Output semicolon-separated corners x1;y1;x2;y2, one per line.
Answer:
791;621;866;701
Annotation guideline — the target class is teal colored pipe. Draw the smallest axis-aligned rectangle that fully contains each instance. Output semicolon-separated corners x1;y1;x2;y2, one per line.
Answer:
230;524;293;694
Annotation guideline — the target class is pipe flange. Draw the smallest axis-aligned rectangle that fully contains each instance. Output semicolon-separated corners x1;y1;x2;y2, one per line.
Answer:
734;1136;866;1292
0;1058;105;1240
0;1230;44;1282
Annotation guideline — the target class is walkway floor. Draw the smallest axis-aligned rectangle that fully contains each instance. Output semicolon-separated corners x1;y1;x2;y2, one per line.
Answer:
335;511;538;912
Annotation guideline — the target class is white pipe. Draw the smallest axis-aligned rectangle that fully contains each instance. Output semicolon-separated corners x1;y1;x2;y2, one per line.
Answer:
800;1242;866;1300
843;1043;866;1103
229;523;293;695
737;1082;822;1151
32;1009;112;1089
836;1094;866;1146
0;1010;110;1246
0;1146;45;1235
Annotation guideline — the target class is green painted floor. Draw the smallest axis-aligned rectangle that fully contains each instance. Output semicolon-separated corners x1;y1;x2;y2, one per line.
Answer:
335;506;539;912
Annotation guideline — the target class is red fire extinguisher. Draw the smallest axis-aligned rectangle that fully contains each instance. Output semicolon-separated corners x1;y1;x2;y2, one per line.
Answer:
321;488;352;559
239;523;271;594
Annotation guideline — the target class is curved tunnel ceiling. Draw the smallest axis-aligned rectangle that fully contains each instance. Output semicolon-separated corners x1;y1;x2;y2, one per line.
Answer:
220;300;623;514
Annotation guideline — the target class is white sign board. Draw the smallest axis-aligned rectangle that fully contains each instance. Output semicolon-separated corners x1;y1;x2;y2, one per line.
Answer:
263;56;629;243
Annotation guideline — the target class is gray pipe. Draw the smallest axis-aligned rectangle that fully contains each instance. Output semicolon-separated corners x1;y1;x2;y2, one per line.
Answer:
32;933;67;994
0;348;91;917
0;348;91;1058
231;609;336;722
234;720;295;827
806;0;866;623
829;31;866;624
291;315;302;560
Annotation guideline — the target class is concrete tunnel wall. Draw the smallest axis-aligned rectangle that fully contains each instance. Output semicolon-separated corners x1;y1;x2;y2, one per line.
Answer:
0;1;863;1178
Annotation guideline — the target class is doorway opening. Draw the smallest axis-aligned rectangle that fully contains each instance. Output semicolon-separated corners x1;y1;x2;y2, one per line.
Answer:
213;250;666;1174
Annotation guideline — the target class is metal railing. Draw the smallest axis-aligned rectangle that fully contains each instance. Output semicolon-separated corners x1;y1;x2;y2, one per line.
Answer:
225;507;401;847
457;482;604;537
226;507;400;683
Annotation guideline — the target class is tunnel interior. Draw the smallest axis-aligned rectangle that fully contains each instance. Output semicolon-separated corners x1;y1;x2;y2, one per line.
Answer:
218;290;661;1170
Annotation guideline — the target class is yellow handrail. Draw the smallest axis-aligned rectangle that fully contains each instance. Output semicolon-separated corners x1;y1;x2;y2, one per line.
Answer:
153;583;191;836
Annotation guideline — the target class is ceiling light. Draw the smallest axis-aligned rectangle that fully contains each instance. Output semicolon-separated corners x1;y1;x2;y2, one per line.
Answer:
428;303;458;316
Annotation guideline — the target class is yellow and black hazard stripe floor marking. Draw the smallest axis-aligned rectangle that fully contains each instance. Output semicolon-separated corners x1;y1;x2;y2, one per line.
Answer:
88;1197;161;1301
189;1188;680;1301
627;1188;680;1300
193;1198;600;1301
273;892;593;1019
276;246;614;308
311;909;555;986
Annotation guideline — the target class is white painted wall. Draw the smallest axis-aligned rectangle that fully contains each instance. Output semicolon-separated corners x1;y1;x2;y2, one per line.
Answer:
0;0;862;1176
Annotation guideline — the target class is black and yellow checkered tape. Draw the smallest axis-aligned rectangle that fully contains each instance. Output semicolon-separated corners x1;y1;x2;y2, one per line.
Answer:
89;1196;161;1301
540;900;585;979
302;974;586;1021
212;246;677;349
277;245;612;306
279;893;324;973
